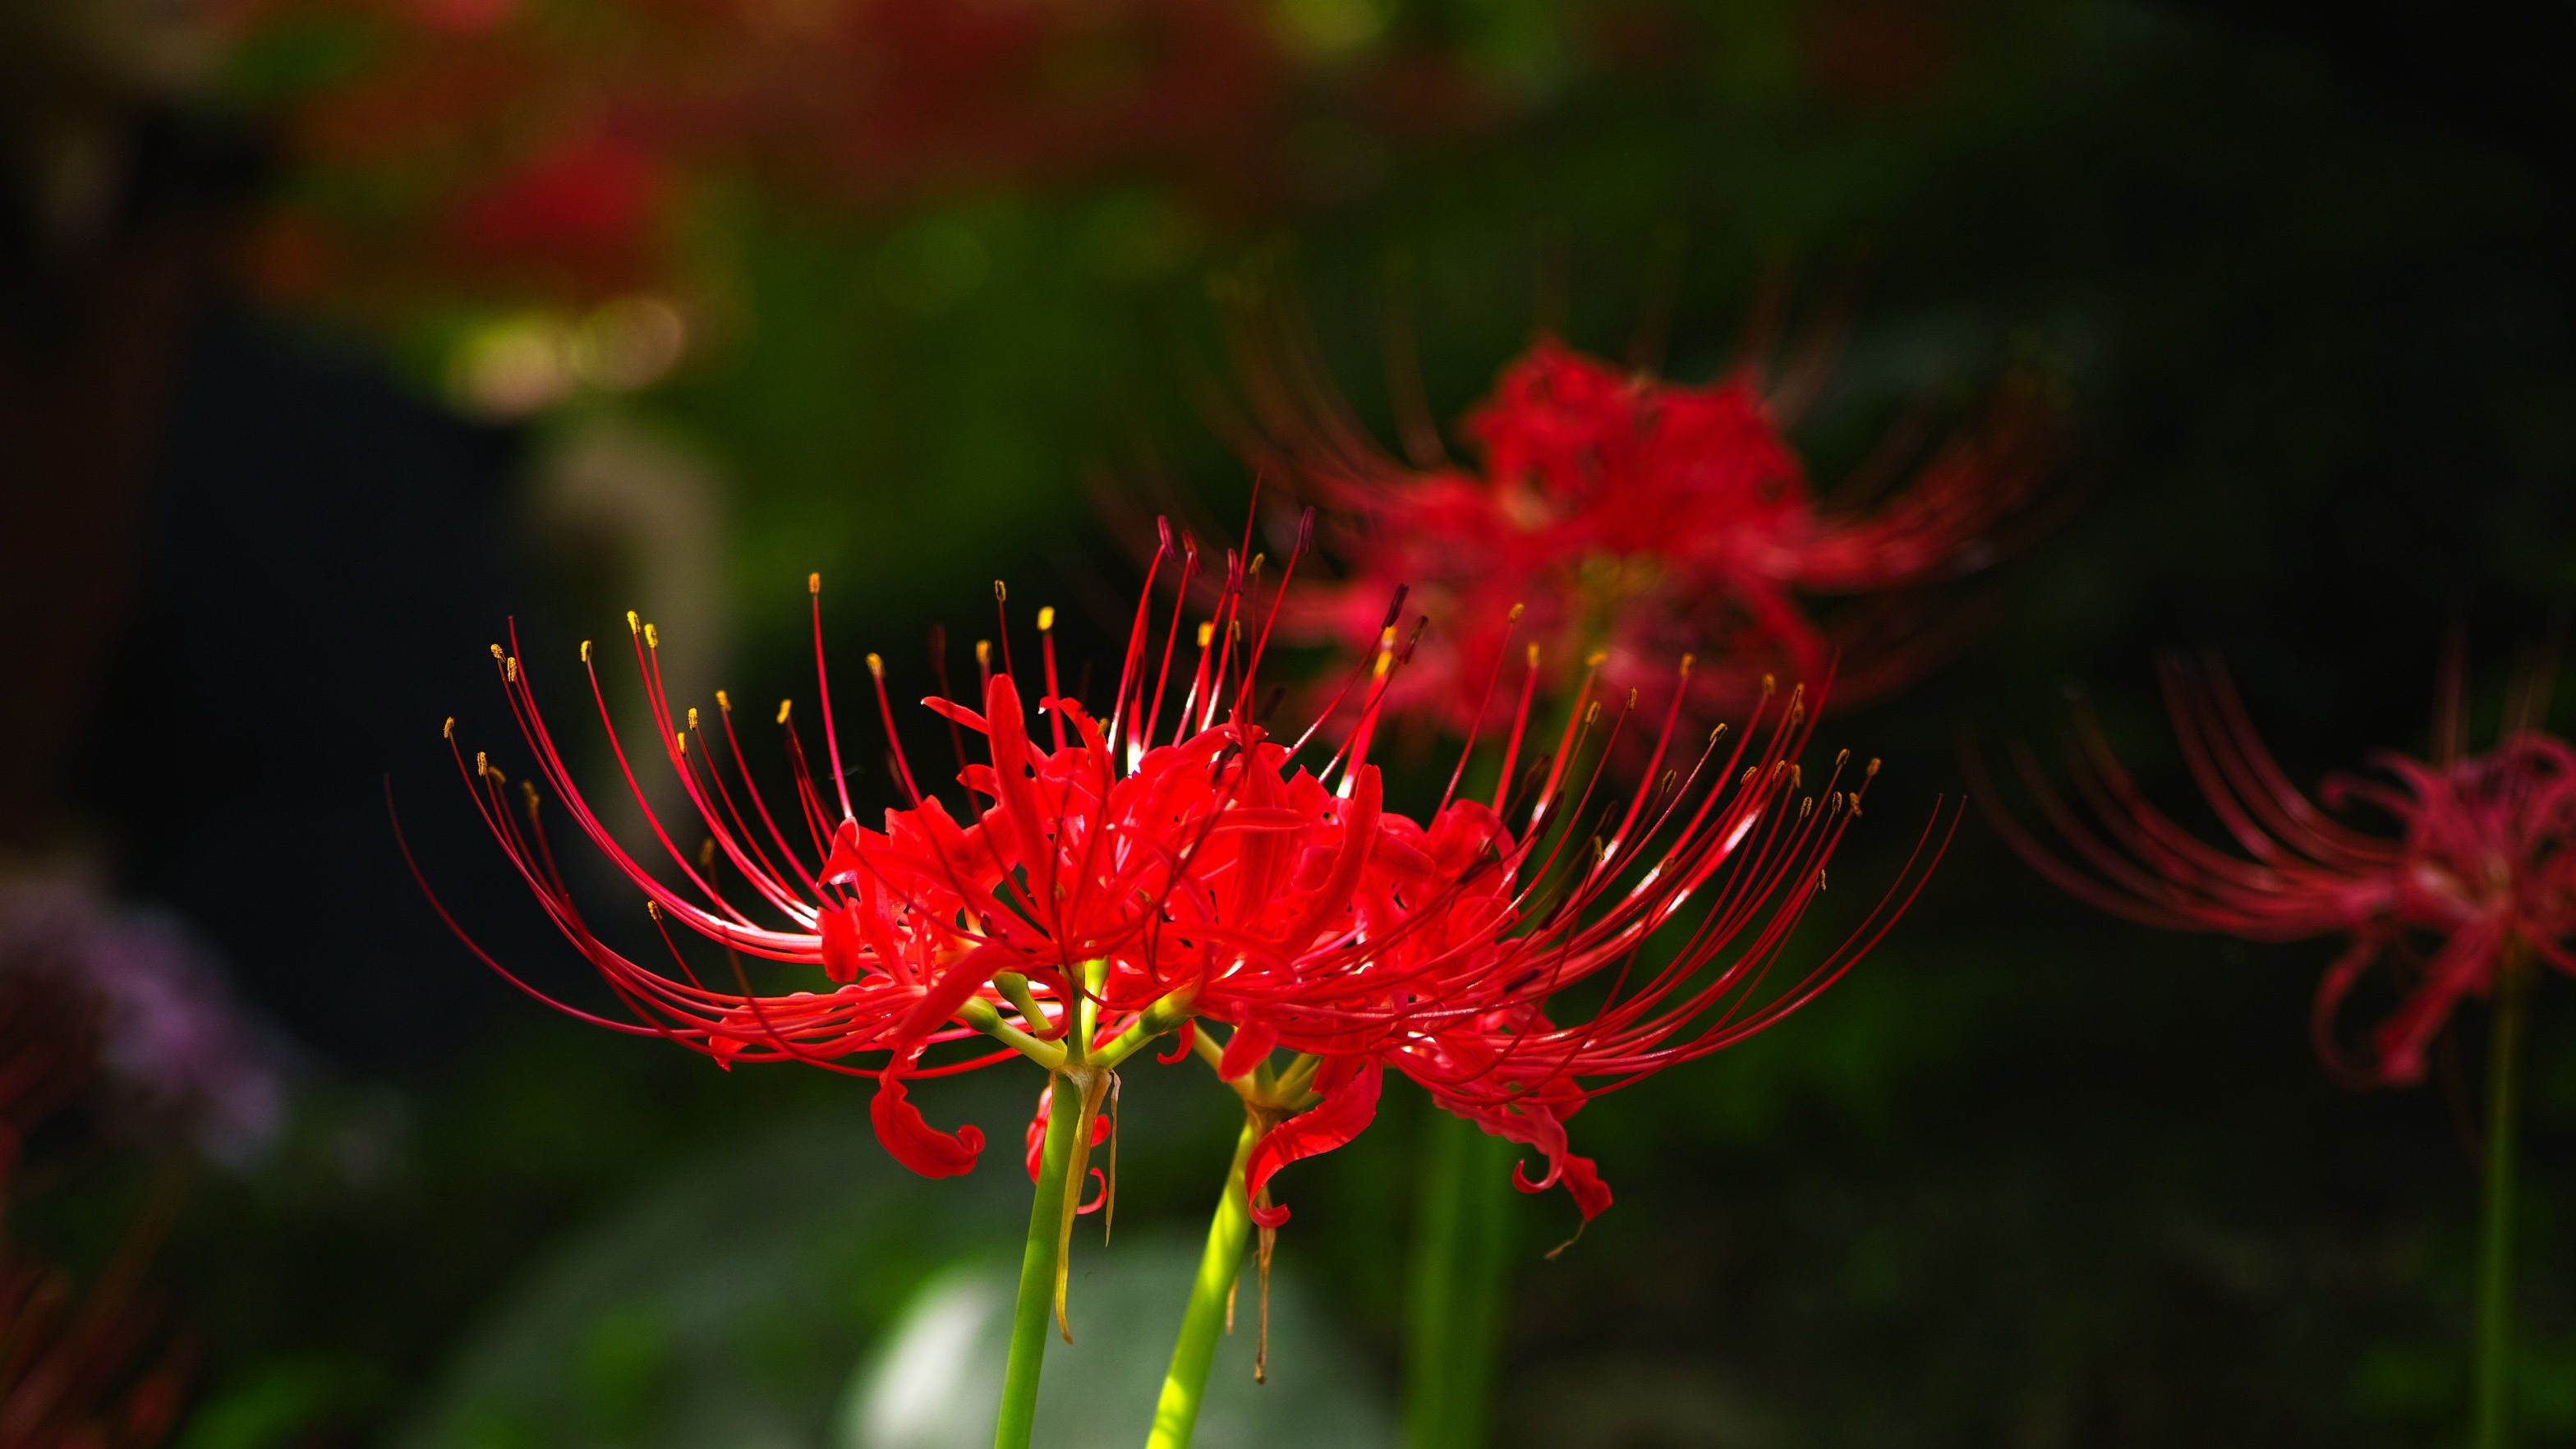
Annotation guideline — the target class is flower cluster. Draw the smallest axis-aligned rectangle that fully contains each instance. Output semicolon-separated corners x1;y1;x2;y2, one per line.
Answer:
1973;658;2576;1085
426;522;1948;1226
1222;324;2054;737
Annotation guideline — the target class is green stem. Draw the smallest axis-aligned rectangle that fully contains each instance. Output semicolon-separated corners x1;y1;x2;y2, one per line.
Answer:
1145;1116;1265;1449
996;1069;1087;1449
2472;945;2534;1449
1403;1112;1516;1449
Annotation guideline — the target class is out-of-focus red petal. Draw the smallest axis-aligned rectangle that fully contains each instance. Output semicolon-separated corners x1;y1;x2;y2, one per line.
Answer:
1559;1152;1612;1221
2371;915;2511;1085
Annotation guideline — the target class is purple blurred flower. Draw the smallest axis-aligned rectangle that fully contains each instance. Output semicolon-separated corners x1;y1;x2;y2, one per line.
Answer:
0;882;288;1166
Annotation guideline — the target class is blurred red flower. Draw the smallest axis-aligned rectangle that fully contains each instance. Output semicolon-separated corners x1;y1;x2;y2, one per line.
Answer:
244;0;1292;314
1222;323;2057;739
1973;658;2576;1085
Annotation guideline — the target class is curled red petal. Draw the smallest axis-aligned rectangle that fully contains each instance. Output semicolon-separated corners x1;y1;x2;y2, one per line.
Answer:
1512;1143;1613;1221
871;1065;985;1178
1019;1079;1110;1215
1245;1057;1381;1227
1560;1152;1612;1221
1024;1080;1112;1184
1217;1021;1277;1083
1156;1019;1198;1065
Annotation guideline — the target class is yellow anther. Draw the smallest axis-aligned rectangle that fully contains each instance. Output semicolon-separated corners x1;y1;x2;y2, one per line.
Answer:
627;610;640;634
674;731;688;755
522;781;539;810
1837;748;1850;768
1037;606;1056;632
867;652;886;678
504;656;518;683
1508;602;1525;623
1585;702;1600;724
1526;643;1540;667
777;699;793;724
1585;650;1608;668
1199;622;1217;647
715;689;731;711
1248;554;1265;580
1800;797;1813;821
1792;765;1802;789
644;623;659;649
442;717;454;738
976;640;991;666
1373;648;1394;683
580;640;592;663
476;751;488;774
688;707;700;731
698;837;715;867
1678;654;1694;675
1710;723;1729;743
490;643;504;660
1866;757;1883;778
646;899;662;920
808;572;821;595
1761;674;1776;693
1625;688;1638;707
994;579;1008;603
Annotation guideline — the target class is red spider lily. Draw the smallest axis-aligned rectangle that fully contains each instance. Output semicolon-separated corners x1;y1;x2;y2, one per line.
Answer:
882;531;1951;1224
1230;660;1953;1227
414;597;1024;1178
422;518;1949;1221
1971;657;2576;1086
1220;316;2055;738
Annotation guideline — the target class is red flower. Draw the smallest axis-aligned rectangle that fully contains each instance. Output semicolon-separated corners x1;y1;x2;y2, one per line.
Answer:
1972;658;2576;1085
448;131;669;289
899;532;1950;1224
426;523;1948;1220
420;596;1022;1178
1225;327;2054;737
